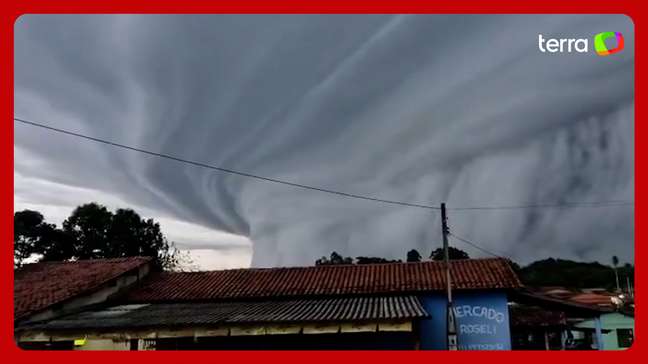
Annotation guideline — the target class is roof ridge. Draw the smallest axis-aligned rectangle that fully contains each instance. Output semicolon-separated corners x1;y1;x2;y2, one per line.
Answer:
17;256;152;267
126;257;521;303
162;257;507;275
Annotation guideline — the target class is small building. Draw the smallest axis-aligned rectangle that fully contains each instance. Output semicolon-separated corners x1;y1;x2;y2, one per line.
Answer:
15;257;522;350
508;289;632;350
573;311;634;350
14;257;152;325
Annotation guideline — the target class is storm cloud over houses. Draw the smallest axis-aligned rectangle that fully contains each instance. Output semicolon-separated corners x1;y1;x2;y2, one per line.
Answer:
14;15;634;269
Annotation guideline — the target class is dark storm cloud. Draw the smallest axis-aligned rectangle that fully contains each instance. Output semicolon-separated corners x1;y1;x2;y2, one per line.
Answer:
14;14;634;267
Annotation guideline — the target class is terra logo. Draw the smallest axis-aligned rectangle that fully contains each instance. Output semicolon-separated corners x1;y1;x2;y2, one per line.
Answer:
594;32;624;56
538;32;624;56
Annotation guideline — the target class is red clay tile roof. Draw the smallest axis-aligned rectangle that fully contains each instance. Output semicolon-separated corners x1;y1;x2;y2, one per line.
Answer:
125;258;522;303
509;290;614;315
14;257;152;320
569;293;615;307
525;287;618;309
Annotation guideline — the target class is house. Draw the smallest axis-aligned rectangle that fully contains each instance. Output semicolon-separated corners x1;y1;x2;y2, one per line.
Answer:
15;257;522;350
508;292;609;350
508;288;633;350
573;311;634;350
14;257;153;324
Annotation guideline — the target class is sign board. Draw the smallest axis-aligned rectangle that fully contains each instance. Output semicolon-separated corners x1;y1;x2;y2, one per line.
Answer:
419;291;511;350
452;292;511;350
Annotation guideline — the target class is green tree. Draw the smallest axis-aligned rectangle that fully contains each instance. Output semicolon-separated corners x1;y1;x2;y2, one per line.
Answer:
430;247;470;261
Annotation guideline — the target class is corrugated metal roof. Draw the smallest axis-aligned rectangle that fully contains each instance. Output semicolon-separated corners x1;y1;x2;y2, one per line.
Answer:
125;258;521;303
14;257;152;320
21;295;428;331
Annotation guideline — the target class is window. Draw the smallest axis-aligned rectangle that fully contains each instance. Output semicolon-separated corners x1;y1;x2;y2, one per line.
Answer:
617;328;634;348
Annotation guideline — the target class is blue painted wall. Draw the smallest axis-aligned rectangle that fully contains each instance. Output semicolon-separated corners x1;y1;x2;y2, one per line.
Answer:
419;291;511;350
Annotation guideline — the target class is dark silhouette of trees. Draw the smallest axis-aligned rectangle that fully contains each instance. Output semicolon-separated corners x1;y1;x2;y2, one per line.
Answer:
14;210;47;267
315;247;469;265
517;258;633;290
107;208;169;260
430;246;470;261
63;203;113;259
356;256;401;264
316;252;404;265
406;249;422;262
311;249;634;291
316;251;353;265
40;224;76;262
14;202;185;270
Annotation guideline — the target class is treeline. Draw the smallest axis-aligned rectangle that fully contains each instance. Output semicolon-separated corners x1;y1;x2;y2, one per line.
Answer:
315;247;470;265
515;258;634;291
15;203;634;289
316;249;634;290
14;202;188;270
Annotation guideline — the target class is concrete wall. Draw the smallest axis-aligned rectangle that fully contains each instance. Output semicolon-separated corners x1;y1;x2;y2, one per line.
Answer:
419;290;511;350
18;320;416;350
76;339;131;351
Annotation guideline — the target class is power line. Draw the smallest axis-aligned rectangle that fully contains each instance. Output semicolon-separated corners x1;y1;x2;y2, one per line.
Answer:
449;201;633;211
14;117;441;210
449;232;510;260
15;117;635;212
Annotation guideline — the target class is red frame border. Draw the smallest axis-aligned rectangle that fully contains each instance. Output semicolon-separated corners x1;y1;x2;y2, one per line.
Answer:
2;1;642;362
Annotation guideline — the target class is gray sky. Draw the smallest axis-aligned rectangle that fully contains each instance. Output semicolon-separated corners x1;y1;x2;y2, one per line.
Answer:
14;15;634;269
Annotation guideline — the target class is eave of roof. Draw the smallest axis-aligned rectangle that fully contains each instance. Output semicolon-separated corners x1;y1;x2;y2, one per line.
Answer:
14;257;152;320
18;295;429;331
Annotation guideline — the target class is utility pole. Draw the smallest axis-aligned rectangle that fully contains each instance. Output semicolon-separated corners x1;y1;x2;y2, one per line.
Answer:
626;276;634;299
441;203;458;350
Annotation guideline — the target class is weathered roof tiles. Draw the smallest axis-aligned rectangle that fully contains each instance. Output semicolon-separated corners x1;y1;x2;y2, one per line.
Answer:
14;257;152;320
125;258;522;303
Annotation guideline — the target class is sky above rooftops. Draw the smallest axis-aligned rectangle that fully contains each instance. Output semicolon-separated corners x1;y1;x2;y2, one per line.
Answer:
14;15;634;269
